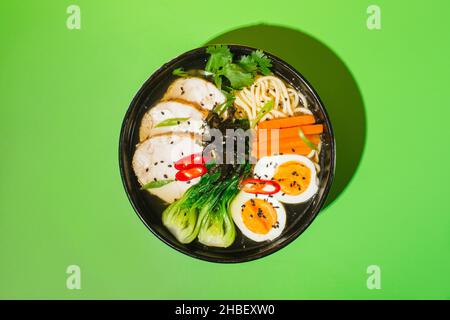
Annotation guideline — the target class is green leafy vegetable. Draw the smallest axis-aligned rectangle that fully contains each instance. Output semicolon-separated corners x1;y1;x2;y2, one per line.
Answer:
298;127;318;151
155;117;190;128
162;161;251;247
221;63;254;89
238;50;272;75
197;174;240;248
162;171;221;244
238;55;258;73
205;45;233;73
251;100;274;128
205;45;272;91
250;50;272;75
141;179;174;190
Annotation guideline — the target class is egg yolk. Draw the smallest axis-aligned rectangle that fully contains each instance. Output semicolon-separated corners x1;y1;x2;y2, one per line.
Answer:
241;198;278;235
273;161;311;196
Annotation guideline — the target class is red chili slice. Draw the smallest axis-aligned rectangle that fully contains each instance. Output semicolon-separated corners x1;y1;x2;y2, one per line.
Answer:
240;178;281;195
175;164;207;181
174;153;209;170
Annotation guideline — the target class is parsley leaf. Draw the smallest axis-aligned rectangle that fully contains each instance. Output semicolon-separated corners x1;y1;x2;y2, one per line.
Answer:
205;45;233;73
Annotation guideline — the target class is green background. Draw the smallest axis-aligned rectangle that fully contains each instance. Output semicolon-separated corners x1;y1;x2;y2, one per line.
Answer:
1;0;449;299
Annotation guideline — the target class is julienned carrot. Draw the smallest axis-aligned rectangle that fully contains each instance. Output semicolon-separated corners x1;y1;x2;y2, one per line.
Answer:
296;124;323;135
257;124;323;142
253;145;313;158
252;135;320;159
254;135;320;150
257;115;315;129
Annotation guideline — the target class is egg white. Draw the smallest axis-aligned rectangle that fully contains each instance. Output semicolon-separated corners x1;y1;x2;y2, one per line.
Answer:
253;154;319;204
230;191;286;242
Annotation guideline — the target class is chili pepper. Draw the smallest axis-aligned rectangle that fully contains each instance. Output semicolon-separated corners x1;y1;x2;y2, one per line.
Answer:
174;153;209;170
240;178;281;195
175;164;207;181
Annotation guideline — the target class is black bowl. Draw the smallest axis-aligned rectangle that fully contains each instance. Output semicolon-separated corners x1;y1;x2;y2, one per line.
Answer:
119;45;335;263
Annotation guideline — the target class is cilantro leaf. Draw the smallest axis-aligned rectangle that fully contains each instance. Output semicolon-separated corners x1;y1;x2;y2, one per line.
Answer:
222;63;254;89
205;45;233;73
238;55;258;73
205;45;272;91
251;50;272;75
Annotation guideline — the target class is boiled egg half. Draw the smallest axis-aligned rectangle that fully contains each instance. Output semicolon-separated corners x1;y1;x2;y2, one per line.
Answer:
230;192;286;242
253;155;319;204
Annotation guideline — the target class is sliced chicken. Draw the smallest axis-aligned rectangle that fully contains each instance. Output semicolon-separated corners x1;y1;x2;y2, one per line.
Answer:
139;100;206;142
132;134;203;203
163;77;226;110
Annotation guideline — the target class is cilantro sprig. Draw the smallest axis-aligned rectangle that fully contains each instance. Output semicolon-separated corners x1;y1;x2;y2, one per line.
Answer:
205;45;272;91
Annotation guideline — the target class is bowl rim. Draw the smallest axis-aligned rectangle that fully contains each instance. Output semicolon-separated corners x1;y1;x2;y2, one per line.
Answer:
118;44;336;263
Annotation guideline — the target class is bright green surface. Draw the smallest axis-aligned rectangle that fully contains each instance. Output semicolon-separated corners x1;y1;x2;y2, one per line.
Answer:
1;0;449;299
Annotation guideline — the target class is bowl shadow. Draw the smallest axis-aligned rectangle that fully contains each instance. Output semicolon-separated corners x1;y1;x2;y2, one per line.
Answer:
206;24;366;210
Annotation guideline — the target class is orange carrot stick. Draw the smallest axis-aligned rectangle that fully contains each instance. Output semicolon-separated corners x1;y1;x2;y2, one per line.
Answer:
252;135;320;158
258;125;323;143
257;115;316;129
254;145;313;158
255;135;320;149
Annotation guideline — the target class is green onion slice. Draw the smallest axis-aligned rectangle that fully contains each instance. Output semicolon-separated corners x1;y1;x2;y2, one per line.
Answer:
141;179;174;190
298;127;318;151
251;100;274;128
155;117;190;128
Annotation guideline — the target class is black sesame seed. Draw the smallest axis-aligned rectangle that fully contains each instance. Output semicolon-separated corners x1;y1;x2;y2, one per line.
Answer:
163;174;168;178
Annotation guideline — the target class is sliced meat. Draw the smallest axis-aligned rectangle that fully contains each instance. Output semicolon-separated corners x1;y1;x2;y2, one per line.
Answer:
139;100;206;142
163;77;226;110
132;134;203;203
